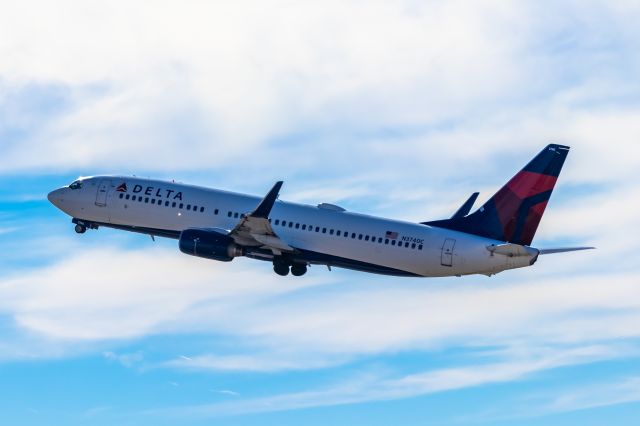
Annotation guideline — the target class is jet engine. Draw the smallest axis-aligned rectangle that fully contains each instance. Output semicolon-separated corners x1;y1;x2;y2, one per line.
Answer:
179;228;243;262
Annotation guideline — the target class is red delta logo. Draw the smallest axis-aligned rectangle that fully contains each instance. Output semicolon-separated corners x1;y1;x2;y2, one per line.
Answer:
116;183;128;193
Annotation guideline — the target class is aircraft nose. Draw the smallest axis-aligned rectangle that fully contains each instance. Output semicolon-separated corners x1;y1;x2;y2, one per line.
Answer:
47;188;65;207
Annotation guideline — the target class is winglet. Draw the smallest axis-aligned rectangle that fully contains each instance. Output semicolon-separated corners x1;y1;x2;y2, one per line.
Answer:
252;181;283;218
451;192;480;219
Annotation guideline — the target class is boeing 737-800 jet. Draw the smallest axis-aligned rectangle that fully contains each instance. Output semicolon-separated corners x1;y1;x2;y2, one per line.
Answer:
48;144;592;277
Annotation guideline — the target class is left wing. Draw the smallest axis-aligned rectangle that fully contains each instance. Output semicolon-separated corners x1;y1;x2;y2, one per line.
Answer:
227;181;294;255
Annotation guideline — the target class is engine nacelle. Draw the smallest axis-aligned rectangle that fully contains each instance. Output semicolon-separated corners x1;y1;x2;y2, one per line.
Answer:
179;229;243;262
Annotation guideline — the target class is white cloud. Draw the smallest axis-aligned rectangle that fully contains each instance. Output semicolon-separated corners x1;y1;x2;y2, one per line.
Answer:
1;2;639;421
1;238;638;373
2;0;639;176
0;245;329;342
164;353;344;373
155;344;634;417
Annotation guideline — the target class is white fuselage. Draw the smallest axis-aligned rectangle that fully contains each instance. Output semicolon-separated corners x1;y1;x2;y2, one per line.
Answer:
48;176;537;277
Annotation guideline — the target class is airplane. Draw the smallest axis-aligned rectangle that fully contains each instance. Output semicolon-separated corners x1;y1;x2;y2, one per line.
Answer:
47;144;593;277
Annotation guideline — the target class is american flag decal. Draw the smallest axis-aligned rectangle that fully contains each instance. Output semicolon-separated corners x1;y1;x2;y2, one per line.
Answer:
385;231;398;240
116;183;128;192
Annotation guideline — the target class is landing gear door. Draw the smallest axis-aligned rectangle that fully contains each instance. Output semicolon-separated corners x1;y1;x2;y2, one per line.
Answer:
95;180;112;207
441;238;456;267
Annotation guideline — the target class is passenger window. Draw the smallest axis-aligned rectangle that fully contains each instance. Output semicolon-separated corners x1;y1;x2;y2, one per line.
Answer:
228;211;232;217
214;209;219;215
172;202;177;208
365;235;369;241
336;230;341;236
392;240;396;246
126;194;130;200
187;205;191;210
385;239;389;244
119;193;124;199
145;198;149;203
378;237;383;243
275;219;280;226
234;212;239;218
315;227;320;232
322;228;327;233
165;201;169;207
309;226;313;232
201;207;205;212
405;242;410;248
302;224;306;230
418;245;423;250
330;229;334;235
351;233;356;238
289;222;293;228
412;243;416;249
295;223;300;229
151;198;156;204
345;232;349;238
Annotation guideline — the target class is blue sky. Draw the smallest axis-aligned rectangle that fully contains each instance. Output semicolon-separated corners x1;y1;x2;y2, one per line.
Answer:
1;1;640;425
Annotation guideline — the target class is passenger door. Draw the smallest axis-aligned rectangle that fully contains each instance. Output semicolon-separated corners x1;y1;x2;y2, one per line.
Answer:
95;180;112;207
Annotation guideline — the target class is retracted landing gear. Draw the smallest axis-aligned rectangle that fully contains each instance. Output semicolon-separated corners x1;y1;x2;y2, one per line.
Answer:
74;224;87;234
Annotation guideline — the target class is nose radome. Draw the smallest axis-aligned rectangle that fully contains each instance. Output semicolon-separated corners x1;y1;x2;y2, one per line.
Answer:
47;188;64;207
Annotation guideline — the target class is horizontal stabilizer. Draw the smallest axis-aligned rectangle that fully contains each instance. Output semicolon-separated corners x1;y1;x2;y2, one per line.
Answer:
451;192;480;219
487;243;539;257
539;247;595;255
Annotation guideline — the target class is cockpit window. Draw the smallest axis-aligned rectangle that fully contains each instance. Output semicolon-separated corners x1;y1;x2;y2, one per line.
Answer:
68;180;83;190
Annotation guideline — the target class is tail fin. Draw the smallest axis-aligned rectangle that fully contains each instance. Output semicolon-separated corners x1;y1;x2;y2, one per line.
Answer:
426;144;570;246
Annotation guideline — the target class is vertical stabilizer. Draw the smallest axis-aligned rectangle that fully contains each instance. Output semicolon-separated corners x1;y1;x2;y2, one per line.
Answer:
426;144;570;246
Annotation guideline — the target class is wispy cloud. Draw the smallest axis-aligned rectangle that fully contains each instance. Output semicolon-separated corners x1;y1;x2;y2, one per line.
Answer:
154;344;637;417
542;376;640;414
103;351;144;368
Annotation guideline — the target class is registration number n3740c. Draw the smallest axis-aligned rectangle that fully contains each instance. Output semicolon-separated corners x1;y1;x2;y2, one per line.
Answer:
401;236;424;244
